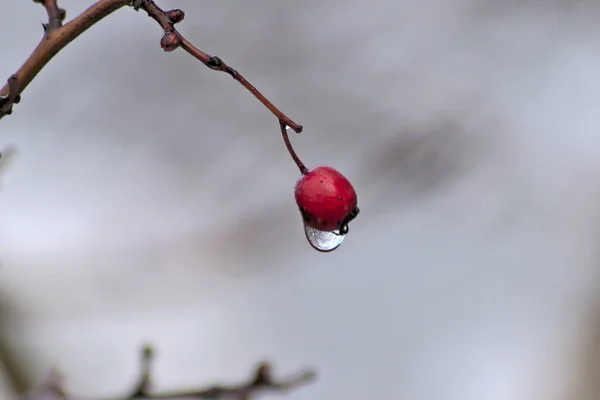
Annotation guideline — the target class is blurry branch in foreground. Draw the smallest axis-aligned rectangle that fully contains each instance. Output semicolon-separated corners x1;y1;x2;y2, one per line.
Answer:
0;0;303;134
20;345;315;400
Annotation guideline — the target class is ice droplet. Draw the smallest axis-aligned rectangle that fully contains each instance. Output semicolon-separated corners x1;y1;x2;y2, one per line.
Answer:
304;224;345;252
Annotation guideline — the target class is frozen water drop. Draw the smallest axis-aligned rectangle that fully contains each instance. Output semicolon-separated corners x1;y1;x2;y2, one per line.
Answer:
304;224;345;252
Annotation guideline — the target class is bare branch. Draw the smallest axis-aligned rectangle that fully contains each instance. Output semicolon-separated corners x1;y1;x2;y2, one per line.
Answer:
0;0;131;120
22;345;316;400
0;0;303;134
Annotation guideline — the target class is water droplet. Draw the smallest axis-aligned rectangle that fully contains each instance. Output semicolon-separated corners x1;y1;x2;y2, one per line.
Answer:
304;224;345;252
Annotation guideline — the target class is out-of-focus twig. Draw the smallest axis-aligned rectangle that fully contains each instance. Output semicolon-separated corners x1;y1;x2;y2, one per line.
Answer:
20;345;315;400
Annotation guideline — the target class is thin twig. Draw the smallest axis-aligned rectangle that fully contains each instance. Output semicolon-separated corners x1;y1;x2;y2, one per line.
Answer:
21;345;316;400
0;0;303;134
136;0;303;134
280;120;308;175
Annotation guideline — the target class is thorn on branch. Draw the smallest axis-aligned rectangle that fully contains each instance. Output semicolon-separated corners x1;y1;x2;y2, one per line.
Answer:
0;75;21;118
33;0;66;32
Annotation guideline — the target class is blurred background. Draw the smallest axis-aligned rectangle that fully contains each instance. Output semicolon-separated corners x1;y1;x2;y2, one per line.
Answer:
2;0;600;399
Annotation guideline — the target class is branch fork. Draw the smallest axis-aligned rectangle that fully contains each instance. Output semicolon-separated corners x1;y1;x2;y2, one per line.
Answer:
33;0;66;32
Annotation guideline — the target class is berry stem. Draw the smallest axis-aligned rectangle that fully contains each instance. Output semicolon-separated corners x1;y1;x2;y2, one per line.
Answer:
280;119;308;175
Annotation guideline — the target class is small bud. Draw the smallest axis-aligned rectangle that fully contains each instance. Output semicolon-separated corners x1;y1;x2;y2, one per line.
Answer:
253;362;272;385
141;344;154;359
160;31;180;52
168;9;185;24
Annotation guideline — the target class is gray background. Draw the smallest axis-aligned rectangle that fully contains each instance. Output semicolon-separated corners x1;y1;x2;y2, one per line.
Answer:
2;0;600;399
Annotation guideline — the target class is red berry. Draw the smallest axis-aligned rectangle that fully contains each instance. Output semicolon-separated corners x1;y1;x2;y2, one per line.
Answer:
294;166;359;233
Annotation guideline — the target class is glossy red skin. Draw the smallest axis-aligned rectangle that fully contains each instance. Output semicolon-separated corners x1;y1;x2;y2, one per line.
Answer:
294;166;358;231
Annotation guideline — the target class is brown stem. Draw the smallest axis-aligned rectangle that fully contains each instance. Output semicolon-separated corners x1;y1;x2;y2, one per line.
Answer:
280;120;308;175
137;0;303;134
0;0;304;136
